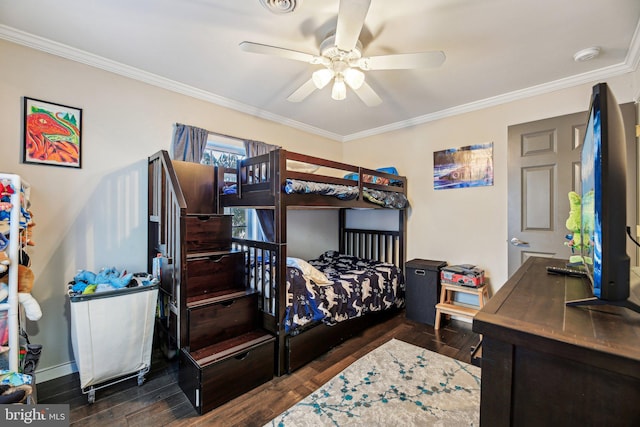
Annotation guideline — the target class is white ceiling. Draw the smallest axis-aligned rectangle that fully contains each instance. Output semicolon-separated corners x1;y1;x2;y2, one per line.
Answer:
1;0;639;141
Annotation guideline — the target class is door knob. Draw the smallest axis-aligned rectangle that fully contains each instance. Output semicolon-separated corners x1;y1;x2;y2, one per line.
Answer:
509;237;529;247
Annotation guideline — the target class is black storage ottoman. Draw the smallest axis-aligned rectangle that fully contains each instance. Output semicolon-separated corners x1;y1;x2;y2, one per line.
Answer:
405;259;447;325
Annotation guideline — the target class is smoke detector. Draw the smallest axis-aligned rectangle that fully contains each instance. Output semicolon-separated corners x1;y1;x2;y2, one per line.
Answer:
259;0;301;14
573;47;600;62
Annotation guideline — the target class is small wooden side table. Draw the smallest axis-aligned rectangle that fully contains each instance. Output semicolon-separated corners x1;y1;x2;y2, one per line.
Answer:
434;282;489;329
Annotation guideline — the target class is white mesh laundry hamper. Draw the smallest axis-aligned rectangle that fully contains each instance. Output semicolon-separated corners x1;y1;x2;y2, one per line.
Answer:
70;284;158;403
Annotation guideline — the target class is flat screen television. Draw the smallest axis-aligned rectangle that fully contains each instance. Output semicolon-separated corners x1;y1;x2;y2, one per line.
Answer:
567;82;640;313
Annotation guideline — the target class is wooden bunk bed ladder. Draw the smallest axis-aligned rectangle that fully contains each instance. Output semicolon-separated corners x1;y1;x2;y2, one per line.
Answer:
149;151;275;413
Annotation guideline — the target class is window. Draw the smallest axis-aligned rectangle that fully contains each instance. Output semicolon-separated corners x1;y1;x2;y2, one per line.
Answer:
200;135;259;239
201;136;245;169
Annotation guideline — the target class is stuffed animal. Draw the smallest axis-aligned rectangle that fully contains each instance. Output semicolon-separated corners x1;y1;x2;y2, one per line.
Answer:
0;181;40;320
16;266;41;321
0;384;32;404
0;233;8;253
0;265;41;321
0;182;14;224
20;218;35;247
565;191;584;263
70;267;133;294
0;251;8;275
0;283;7;303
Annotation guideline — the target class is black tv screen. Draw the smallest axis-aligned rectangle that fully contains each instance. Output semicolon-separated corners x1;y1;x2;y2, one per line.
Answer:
578;82;632;304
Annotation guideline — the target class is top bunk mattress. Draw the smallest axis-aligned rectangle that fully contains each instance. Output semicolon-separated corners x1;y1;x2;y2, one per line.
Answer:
283;179;409;209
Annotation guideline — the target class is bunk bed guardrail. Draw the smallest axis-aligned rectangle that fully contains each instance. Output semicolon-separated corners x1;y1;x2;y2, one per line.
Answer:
218;148;407;208
231;238;281;331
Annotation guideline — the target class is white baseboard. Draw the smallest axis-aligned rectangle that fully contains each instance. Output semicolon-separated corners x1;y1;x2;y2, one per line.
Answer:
34;361;78;384
451;315;473;324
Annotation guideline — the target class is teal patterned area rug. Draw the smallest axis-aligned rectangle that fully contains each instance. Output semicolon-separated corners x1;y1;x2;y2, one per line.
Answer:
265;339;481;427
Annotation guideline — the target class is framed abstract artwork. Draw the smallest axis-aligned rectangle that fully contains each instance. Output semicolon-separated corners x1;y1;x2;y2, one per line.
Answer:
23;97;82;168
433;142;494;190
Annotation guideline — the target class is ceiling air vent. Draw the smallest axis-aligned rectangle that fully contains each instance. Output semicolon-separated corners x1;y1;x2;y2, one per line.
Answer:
259;0;300;14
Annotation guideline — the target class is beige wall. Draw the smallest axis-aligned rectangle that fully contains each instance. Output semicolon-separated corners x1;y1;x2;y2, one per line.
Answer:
1;37;639;382
0;39;341;381
343;74;640;294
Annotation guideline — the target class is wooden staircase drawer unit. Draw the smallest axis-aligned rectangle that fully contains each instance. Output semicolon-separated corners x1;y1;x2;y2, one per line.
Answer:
184;215;232;253
187;292;258;351
179;332;275;415
186;251;244;298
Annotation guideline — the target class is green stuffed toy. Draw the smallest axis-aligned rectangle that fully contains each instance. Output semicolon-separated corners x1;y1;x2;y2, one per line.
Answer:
565;191;585;264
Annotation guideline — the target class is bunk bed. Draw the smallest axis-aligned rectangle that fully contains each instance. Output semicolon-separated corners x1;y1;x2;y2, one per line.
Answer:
217;148;408;375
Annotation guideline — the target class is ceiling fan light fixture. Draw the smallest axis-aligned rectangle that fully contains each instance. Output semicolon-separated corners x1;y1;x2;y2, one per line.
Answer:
312;68;334;89
243;0;446;106
259;0;300;14
343;68;365;89
331;76;347;100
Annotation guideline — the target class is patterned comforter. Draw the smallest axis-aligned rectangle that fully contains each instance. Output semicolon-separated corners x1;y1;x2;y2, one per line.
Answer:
283;179;409;208
284;251;405;333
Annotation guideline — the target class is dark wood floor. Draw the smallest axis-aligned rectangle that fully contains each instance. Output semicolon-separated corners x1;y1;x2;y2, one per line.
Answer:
37;312;480;426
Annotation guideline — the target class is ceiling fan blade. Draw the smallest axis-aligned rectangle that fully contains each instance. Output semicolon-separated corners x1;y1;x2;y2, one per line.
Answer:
353;81;382;107
240;41;323;64
358;51;446;70
335;0;371;52
287;78;318;103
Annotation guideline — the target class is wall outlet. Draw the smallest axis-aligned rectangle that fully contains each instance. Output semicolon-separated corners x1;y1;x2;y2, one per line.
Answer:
636;225;640;237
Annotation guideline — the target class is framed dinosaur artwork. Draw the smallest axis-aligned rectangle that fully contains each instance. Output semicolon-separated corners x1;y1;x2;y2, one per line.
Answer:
23;97;82;168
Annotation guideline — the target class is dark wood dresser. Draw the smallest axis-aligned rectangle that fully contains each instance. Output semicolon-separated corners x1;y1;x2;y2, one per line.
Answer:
473;256;640;427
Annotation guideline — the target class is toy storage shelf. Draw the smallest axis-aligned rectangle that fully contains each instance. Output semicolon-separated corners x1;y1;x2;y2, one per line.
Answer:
0;173;22;373
435;283;489;329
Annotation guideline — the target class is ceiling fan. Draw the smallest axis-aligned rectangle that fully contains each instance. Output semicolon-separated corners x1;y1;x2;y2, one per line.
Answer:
240;0;445;106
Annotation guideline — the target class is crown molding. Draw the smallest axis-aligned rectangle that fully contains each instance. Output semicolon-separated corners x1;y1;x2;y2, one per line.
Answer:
627;19;640;103
344;62;636;142
344;19;640;142
2;22;638;143
627;17;640;73
0;25;344;142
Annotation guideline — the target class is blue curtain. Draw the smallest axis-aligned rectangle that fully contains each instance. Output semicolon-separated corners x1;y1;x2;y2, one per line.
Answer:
243;139;279;157
171;123;209;162
256;210;275;242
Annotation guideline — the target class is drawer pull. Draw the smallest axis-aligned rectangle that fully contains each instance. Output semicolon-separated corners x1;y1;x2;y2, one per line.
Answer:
221;300;235;307
189;254;227;262
197;215;213;221
187;254;228;263
235;352;249;361
414;269;426;276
